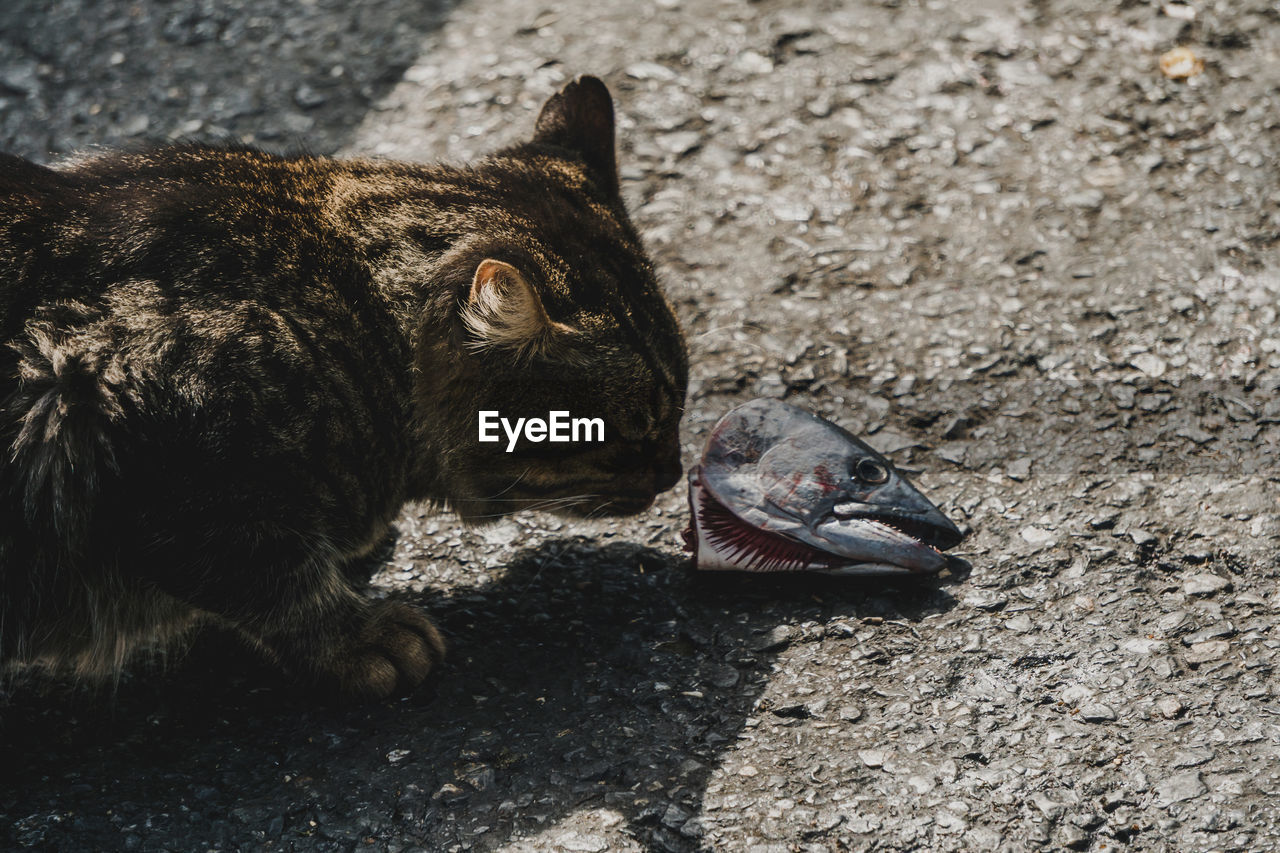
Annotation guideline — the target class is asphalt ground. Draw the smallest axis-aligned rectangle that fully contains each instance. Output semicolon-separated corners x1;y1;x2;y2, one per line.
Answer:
2;0;1279;850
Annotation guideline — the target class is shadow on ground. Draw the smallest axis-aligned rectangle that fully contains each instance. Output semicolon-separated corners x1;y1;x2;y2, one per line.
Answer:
1;538;963;852
0;0;459;159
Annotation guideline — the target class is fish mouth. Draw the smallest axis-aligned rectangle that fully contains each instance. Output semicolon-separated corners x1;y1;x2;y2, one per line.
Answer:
687;477;956;576
847;511;965;553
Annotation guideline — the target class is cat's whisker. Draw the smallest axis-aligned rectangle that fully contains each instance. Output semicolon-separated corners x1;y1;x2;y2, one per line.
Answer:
478;467;532;500
691;324;778;358
455;494;604;520
694;322;765;339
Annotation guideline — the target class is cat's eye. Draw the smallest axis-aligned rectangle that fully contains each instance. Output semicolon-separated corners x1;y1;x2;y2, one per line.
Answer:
855;459;889;485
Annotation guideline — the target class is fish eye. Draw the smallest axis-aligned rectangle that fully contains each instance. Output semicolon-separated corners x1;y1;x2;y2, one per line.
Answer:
855;459;890;485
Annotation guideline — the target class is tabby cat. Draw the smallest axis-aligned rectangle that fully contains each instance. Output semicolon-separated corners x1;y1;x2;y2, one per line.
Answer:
0;76;688;700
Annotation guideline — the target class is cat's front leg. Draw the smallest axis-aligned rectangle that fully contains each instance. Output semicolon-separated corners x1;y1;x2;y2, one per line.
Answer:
246;586;446;701
264;596;445;700
138;534;444;700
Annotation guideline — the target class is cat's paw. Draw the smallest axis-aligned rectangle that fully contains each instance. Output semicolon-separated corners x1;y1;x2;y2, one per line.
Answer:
326;602;445;701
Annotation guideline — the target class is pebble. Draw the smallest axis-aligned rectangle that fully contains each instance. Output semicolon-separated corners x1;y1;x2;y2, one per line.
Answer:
752;626;794;651
1078;703;1118;723
858;750;887;768
555;832;610;853
1020;526;1056;547
1059;824;1089;850
1031;793;1067;821
837;705;863;722
657;131;701;156
1130;353;1168;378
1065;189;1105;210
294;84;327;109
625;61;677;81
1182;574;1231;596
1005;457;1031;481
733;51;774;75
1156;772;1207;805
962;590;1008;612
1171;747;1215;768
431;783;468;805
1129;528;1158;546
1184;640;1230;666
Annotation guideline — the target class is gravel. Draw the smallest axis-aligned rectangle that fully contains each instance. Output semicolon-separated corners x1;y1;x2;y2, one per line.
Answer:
3;0;1280;851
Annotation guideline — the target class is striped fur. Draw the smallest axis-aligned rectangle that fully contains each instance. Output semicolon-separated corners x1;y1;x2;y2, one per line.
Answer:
0;77;687;698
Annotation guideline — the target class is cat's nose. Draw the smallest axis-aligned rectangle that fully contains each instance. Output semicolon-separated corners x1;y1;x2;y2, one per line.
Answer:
648;440;683;492
654;460;683;492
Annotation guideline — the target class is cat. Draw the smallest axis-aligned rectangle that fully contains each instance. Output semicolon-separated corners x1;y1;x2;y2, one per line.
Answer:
0;76;689;701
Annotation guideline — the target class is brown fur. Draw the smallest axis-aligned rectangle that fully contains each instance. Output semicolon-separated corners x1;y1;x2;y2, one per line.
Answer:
0;77;688;700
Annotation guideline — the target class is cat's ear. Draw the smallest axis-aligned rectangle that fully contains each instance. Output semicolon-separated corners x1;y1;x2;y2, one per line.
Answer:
532;76;619;195
461;259;562;357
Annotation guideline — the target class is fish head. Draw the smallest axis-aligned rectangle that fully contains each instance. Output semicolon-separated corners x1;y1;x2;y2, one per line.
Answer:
688;398;964;575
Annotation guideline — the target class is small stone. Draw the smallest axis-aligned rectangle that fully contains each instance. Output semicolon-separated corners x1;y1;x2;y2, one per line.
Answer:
738;765;759;777
1130;529;1158;546
859;749;887;768
1079;703;1118;723
625;61;677;81
1184;622;1236;644
906;775;935;794
963;590;1007;612
294;84;327;109
657;131;701;156
1089;512;1119;530
837;704;863;722
119;115;150;137
281;112;315;133
773;202;814;222
709;664;740;688
431;783;468;804
1171;747;1215;767
1020;526;1056;547
558;833;609;853
1156;611;1191;635
1156;771;1207;805
386;749;411;764
753;625;793;651
964;826;1004;848
734;51;774;75
680;817;707;838
1031;793;1066;821
1156;697;1185;719
1122;637;1166;655
1004;614;1033;633
1060;824;1089;850
1182;573;1231;596
1184;640;1229;665
1176;426;1215;445
1159;46;1204;80
1006;457;1032;481
661;805;690;830
1130;353;1167;378
1065;189;1104;210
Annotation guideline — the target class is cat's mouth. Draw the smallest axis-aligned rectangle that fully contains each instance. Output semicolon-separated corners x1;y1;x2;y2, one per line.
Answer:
556;490;657;518
452;486;657;523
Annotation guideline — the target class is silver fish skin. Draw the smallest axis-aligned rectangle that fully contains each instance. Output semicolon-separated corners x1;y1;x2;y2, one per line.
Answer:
687;398;963;575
